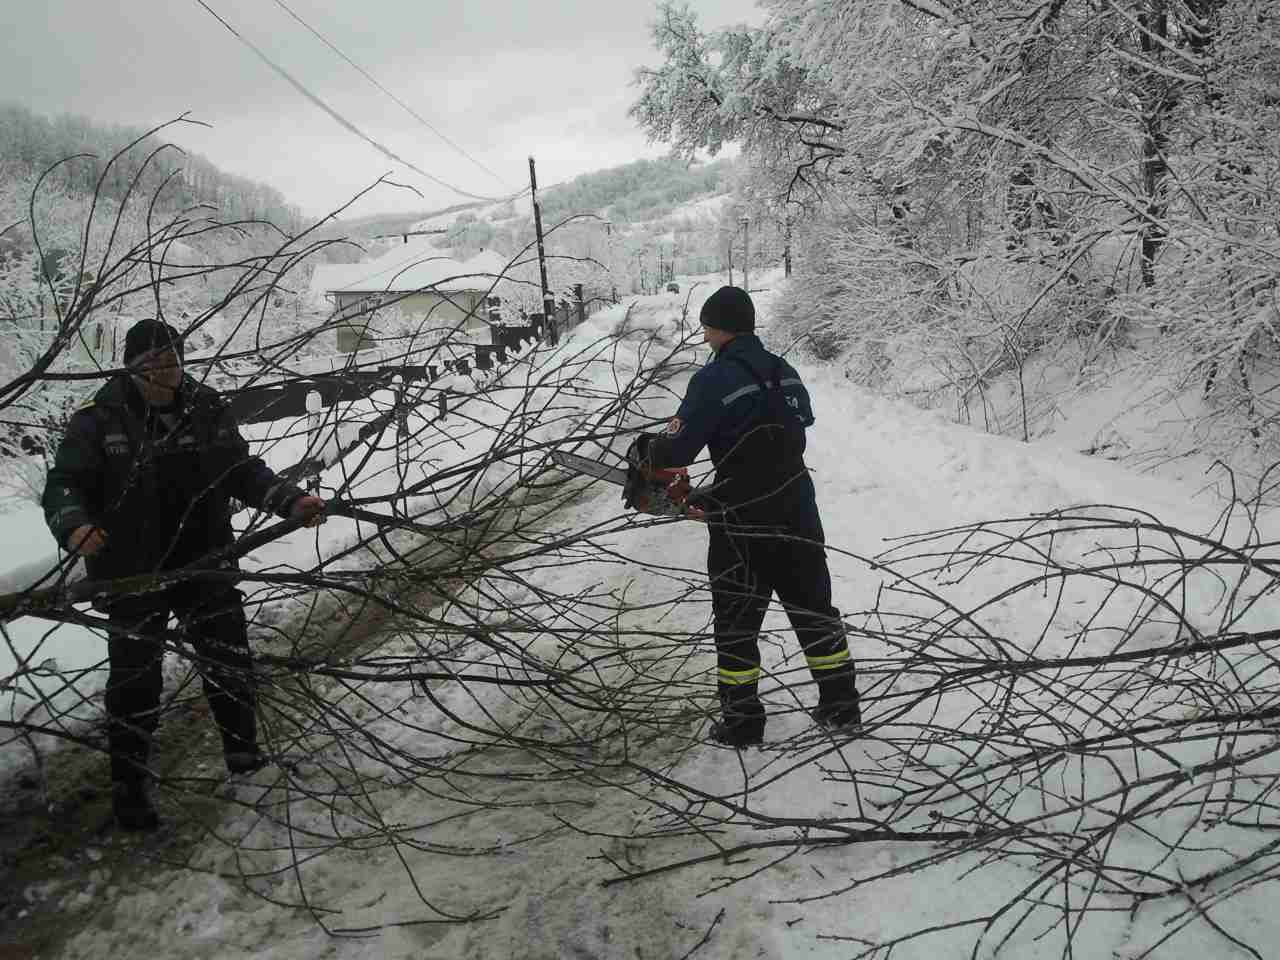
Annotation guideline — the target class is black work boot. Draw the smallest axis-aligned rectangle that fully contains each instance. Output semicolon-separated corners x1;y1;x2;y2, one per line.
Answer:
225;749;267;776
811;699;862;731
112;779;160;832
812;670;861;732
710;718;765;747
219;696;264;775
712;685;766;747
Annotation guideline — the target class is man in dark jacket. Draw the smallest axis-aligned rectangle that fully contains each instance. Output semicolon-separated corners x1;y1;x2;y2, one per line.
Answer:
636;286;859;747
42;319;326;829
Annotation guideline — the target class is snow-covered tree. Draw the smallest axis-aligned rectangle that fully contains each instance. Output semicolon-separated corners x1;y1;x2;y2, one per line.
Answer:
635;0;1280;458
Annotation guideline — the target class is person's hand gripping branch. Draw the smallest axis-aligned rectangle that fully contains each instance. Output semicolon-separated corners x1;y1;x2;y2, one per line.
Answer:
290;494;327;528
66;524;108;557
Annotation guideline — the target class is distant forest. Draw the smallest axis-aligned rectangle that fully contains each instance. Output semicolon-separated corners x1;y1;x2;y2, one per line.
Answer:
539;155;735;223
0;103;303;232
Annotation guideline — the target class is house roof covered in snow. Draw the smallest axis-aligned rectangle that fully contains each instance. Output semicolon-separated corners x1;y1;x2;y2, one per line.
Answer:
327;246;510;296
154;239;202;266
306;262;378;307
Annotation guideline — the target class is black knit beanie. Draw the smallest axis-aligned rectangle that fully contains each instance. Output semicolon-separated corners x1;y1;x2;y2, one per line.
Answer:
699;285;755;334
123;318;184;366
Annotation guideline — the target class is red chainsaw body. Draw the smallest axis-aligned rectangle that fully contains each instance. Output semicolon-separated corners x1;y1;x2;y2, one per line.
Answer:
634;466;693;516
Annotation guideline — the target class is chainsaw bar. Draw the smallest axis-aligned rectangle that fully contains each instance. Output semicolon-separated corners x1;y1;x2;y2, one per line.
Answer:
550;449;628;486
550;448;699;519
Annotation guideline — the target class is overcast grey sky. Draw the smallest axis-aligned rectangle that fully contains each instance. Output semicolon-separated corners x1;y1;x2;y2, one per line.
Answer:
1;1;760;219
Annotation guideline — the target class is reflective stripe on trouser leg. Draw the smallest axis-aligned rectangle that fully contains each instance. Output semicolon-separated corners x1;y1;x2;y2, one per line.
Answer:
718;665;762;686
805;649;850;672
797;613;852;673
804;624;857;704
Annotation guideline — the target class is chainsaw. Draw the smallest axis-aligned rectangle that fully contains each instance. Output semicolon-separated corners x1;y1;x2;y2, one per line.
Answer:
549;449;703;519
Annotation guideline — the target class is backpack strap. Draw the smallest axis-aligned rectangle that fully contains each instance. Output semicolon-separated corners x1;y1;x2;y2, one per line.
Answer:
725;356;805;461
728;355;790;393
728;356;768;393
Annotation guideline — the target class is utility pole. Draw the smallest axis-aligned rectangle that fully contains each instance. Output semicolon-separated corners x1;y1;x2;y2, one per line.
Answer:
528;156;557;344
741;216;750;292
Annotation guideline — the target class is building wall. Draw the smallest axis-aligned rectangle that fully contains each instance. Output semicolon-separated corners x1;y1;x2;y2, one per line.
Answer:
333;290;488;352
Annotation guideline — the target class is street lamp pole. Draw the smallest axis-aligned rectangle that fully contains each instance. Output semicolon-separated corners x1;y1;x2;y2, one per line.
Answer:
604;220;617;302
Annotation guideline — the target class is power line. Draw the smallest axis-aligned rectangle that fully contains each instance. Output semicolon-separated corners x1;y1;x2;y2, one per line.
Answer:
269;0;514;192
195;0;521;205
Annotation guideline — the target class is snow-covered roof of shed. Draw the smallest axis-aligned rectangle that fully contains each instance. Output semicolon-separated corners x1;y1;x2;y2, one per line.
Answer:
306;262;377;306
153;239;202;266
329;246;510;295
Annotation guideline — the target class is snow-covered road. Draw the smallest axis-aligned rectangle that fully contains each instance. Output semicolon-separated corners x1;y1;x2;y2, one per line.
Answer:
9;285;1280;960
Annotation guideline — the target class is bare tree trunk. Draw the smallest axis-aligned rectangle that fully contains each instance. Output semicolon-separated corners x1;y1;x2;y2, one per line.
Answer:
783;213;792;277
1137;0;1172;288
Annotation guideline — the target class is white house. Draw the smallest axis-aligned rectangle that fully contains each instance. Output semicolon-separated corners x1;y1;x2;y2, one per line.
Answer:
324;245;510;352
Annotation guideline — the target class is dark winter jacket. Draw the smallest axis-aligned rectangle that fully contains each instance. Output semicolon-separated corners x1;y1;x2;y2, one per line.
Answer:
647;334;819;526
42;374;306;581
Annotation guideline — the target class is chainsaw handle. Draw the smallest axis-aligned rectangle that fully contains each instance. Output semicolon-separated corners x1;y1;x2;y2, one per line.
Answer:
681;503;707;522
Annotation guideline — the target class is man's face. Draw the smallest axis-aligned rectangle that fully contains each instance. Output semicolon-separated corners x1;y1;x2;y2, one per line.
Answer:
702;325;732;353
132;346;182;392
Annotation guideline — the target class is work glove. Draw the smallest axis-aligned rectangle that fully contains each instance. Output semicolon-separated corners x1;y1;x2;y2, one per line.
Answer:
665;473;706;521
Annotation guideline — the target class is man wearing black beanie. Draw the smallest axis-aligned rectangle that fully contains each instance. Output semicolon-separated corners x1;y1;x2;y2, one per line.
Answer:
631;287;859;747
42;317;327;830
698;284;756;335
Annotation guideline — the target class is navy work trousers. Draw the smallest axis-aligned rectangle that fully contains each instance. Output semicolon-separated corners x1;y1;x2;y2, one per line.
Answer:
707;514;856;724
103;584;256;783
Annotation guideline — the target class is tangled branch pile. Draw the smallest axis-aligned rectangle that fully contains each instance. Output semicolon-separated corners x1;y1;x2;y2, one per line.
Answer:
4;134;1280;960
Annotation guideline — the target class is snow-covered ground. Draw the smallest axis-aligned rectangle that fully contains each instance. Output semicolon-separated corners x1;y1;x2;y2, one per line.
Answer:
6;282;1280;959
